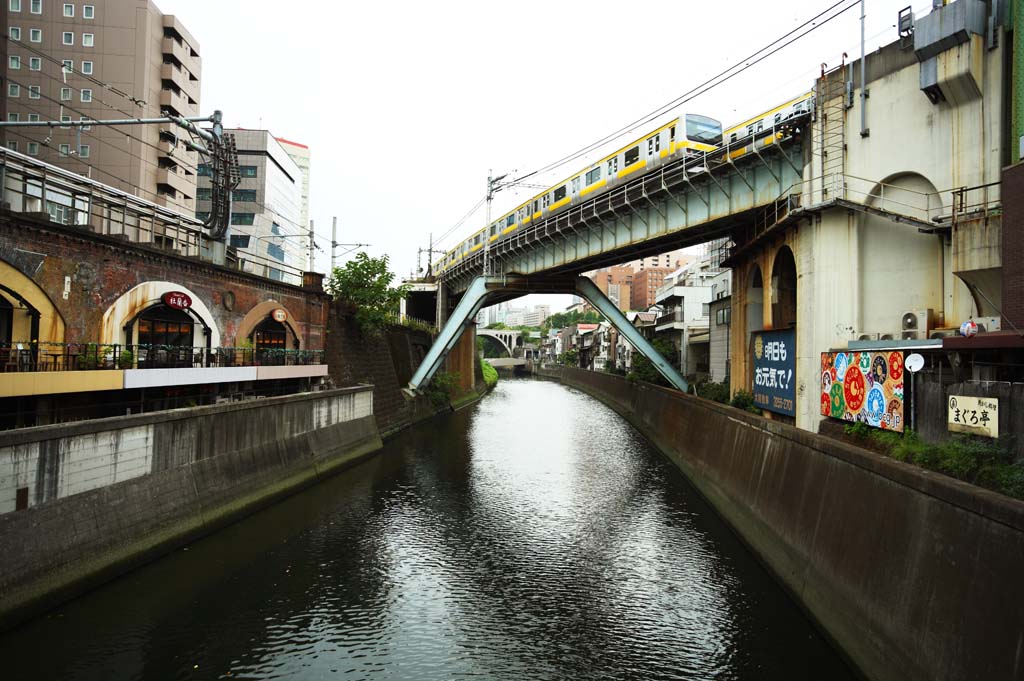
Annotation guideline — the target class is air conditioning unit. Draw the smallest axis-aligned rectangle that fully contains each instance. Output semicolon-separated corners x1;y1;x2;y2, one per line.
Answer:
880;332;897;340
975;316;1001;332
901;309;935;335
929;329;957;339
857;333;879;341
901;330;920;340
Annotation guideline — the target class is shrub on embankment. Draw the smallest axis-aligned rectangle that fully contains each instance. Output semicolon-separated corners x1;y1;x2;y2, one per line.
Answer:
481;360;498;388
843;422;1024;500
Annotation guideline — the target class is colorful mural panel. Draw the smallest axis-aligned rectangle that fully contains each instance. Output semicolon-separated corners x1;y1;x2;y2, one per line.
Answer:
820;351;904;431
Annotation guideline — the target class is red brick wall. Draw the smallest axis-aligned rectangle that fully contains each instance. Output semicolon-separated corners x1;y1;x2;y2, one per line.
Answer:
0;212;328;348
1003;164;1024;330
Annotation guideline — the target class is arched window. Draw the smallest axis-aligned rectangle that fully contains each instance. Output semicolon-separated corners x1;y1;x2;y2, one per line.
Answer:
138;304;195;348
251;315;297;365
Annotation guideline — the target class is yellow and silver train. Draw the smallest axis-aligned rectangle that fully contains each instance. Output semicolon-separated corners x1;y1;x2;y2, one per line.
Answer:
440;91;815;274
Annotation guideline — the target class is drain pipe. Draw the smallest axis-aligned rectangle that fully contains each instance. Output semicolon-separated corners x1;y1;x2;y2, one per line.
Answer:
860;0;870;137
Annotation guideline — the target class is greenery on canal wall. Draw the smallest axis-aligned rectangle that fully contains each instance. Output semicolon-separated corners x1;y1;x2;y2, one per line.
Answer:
481;360;498;388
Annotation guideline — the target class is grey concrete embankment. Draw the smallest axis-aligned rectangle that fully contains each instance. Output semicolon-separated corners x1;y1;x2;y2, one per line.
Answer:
539;366;1024;681
0;387;382;631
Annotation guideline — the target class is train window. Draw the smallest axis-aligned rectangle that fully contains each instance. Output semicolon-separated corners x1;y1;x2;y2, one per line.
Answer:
506;214;514;227
533;200;539;213
774;113;782;125
647;135;660;155
553;185;566;202
571;177;580;193
585;167;601;185
607;157;618;175
624;146;639;165
756;121;763;132
729;132;737;143
746;125;754;137
542;194;550;208
669;126;676;141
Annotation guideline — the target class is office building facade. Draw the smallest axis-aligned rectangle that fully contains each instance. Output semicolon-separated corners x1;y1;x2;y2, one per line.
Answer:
1;0;201;212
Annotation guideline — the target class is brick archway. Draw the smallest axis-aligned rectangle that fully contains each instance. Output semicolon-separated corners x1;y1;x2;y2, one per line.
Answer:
236;301;303;350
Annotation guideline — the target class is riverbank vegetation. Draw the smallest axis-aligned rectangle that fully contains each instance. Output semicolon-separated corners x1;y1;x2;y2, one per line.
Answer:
325;252;409;332
481;360;498;388
843;422;1024;500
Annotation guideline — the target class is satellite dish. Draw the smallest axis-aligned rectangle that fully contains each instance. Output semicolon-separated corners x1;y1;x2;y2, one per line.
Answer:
905;353;925;373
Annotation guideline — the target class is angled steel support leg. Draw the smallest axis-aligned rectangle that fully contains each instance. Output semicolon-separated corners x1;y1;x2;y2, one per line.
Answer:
574;276;689;393
407;276;491;394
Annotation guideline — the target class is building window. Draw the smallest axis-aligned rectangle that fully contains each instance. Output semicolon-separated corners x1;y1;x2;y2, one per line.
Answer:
266;243;285;262
60;87;71;101
7;113;18;122
30;0;40;12
197;163;211;176
10;0;21;12
9;56;20;70
230;213;255;225
138;306;194;351
196;188;212;201
63;32;74;45
80;88;92;102
78;144;89;158
59;143;70;156
9;27;21;41
60;115;71;128
29;56;40;70
63;3;74;16
27;142;39;155
8;83;20;98
83;4;93;18
62;59;73;73
196;211;210;221
239;166;258;178
28;85;39;99
81;60;92;75
82;33;94;47
7;141;17;152
29;28;41;42
231;189;256;202
229;234;250;249
27;113;39;122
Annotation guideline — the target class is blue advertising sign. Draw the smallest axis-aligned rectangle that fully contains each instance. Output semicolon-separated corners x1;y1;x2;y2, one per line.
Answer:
752;328;796;416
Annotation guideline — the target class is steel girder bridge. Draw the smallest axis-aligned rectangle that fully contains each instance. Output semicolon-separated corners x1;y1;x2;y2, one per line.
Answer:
408;116;810;395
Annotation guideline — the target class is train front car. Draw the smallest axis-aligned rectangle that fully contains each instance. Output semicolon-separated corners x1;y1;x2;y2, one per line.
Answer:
682;113;723;155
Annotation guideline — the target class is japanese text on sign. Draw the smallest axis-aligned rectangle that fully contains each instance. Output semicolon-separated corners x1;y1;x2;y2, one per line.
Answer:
752;329;796;417
948;395;999;438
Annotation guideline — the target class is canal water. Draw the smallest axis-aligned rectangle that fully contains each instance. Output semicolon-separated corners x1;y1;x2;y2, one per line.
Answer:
2;378;855;680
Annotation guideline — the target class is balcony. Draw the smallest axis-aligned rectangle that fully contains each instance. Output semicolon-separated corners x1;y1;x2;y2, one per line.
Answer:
159;87;196;117
156;166;195;199
162;37;200;75
160;62;200;103
1;342;327;397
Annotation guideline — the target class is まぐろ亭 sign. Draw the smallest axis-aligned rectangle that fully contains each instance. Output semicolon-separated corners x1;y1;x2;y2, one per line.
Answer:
820;350;904;431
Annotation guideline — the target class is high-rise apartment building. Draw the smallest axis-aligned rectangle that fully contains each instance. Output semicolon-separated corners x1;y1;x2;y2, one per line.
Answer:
625;249;692;271
275;137;310;231
631;267;673;311
196;129;305;279
1;0;201;212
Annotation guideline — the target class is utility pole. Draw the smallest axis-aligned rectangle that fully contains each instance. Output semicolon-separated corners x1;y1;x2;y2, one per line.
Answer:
483;169;508;277
417;232;445;277
331;216;338;270
308;218;315;272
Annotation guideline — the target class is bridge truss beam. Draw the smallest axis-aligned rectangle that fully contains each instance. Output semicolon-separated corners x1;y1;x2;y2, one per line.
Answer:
406;275;688;394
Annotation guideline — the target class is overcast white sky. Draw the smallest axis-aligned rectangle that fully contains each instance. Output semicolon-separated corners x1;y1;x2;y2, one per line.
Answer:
156;0;929;312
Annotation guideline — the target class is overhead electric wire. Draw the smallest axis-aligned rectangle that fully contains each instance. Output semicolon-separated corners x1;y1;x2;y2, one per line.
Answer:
510;0;861;187
435;197;486;251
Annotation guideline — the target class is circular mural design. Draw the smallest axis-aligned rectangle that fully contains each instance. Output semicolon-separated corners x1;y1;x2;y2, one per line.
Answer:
871;355;888;386
843;366;867;412
834;352;849;383
889;353;904;382
829;382;846;418
866;385;886;425
859;352;871;371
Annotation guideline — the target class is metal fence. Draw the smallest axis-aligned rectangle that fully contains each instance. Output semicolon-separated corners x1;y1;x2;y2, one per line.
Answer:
1;341;324;372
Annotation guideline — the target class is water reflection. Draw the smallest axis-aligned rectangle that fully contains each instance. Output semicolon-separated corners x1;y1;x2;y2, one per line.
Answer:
1;378;854;680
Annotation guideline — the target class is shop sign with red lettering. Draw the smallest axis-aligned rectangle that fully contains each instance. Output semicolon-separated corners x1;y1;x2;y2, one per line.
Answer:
162;291;193;310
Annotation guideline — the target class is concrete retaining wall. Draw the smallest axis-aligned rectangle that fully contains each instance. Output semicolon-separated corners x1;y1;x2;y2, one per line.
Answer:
0;387;382;630
542;366;1024;681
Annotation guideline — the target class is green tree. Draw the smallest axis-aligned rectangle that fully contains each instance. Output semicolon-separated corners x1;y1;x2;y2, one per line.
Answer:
325;252;409;331
629;337;677;386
